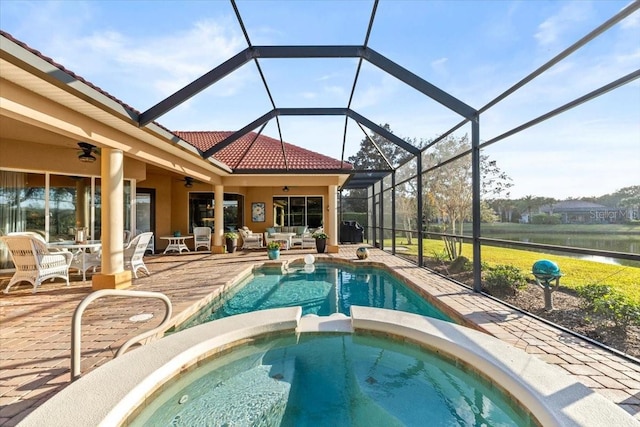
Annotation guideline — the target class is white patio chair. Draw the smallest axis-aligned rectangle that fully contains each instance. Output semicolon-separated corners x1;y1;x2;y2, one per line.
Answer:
193;227;212;251
1;234;73;294
123;230;132;246
239;227;263;249
124;232;153;278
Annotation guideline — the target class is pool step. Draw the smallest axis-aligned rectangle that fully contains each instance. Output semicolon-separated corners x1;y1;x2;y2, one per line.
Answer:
171;358;295;426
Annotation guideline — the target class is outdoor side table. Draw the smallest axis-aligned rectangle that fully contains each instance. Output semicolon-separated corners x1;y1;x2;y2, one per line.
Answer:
160;236;193;254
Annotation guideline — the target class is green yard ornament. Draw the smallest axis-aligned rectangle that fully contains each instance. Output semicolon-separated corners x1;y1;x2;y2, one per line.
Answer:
532;260;563;311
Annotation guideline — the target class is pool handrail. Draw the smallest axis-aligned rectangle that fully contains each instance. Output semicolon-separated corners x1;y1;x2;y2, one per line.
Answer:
71;289;172;381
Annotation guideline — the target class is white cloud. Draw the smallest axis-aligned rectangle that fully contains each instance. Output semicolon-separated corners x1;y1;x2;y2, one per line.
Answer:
534;2;590;47
620;3;640;29
430;57;448;75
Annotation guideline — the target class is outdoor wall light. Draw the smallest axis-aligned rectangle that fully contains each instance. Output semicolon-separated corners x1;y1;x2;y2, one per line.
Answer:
77;142;97;163
283;186;289;192
184;177;194;188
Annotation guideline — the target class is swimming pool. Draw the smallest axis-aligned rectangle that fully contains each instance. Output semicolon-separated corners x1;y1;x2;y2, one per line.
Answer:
131;333;533;426
177;262;451;331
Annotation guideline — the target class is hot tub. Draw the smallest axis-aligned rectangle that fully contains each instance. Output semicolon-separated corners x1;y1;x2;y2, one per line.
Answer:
20;307;636;426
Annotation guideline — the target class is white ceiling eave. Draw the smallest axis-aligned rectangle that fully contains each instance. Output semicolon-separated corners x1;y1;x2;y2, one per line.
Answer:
0;34;233;175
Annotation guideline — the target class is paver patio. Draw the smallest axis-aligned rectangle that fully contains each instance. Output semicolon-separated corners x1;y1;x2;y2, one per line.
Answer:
1;246;638;426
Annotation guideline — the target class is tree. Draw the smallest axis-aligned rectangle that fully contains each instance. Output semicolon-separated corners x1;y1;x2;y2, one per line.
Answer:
595;186;640;220
343;128;513;259
344;124;416;212
423;135;513;259
515;195;555;223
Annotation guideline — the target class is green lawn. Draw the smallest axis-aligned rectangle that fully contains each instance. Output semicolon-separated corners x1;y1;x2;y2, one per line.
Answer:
390;238;640;303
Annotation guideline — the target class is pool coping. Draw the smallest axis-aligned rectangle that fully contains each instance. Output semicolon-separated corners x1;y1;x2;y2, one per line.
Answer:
19;306;636;427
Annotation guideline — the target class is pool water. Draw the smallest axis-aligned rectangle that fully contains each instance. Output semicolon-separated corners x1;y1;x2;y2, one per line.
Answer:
131;334;534;426
178;264;451;330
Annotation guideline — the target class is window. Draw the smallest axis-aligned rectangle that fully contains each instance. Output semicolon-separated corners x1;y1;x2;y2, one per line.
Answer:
0;170;132;269
272;196;323;228
188;192;244;232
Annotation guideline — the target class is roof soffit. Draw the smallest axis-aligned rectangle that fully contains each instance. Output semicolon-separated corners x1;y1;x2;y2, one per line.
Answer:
0;46;232;176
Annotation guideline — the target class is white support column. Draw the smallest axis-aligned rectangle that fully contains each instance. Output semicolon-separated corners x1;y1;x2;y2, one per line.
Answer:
213;185;224;252
92;147;131;289
328;184;339;253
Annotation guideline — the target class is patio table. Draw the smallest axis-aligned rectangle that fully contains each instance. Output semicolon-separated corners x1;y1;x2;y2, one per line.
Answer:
48;240;102;281
271;232;295;250
160;236;193;254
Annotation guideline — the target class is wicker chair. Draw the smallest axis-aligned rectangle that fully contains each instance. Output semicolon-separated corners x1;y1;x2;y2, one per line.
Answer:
124;232;153;278
239;227;263;249
193;227;212;251
1;234;73;294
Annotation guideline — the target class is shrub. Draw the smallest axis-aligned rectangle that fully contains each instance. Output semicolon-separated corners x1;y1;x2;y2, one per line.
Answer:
430;250;449;262
531;213;561;225
450;256;471;273
577;283;640;328
576;283;612;309
484;264;528;292
266;241;282;250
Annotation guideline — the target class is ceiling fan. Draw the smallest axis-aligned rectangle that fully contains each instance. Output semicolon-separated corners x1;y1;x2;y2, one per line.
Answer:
178;176;201;188
77;142;99;163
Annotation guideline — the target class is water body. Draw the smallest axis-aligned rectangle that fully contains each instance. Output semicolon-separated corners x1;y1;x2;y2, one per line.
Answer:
481;232;640;266
133;334;534;426
176;264;451;332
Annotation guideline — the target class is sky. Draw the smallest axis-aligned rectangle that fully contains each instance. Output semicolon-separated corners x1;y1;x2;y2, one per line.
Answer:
1;0;638;200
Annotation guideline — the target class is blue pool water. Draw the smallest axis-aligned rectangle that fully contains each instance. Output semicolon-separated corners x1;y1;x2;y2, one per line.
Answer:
179;263;451;330
131;334;533;426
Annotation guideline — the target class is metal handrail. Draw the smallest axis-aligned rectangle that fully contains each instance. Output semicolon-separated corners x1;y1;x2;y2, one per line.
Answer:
71;289;172;381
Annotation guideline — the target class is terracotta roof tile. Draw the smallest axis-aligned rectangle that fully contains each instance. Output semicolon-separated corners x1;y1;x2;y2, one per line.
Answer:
175;131;353;171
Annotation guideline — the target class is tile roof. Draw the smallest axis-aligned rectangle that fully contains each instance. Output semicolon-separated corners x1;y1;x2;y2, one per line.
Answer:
175;131;353;171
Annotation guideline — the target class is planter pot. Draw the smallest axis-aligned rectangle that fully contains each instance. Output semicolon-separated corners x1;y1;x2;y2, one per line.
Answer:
225;238;237;253
315;238;326;254
267;249;280;260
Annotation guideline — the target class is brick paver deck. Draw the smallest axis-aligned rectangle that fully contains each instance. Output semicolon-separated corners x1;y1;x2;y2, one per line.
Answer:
1;247;638;425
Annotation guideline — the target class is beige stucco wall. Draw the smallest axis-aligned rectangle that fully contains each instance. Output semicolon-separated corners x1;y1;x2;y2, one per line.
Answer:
244;186;328;233
1;140;336;251
0;138;146;181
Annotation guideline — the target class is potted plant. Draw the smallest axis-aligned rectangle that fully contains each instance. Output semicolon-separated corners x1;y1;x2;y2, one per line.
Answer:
266;240;281;260
224;231;238;253
312;231;328;253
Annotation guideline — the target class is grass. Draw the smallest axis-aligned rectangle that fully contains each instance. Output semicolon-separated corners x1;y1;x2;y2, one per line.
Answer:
392;238;640;304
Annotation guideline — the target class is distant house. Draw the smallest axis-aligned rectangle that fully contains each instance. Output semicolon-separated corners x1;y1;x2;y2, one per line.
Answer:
538;200;635;224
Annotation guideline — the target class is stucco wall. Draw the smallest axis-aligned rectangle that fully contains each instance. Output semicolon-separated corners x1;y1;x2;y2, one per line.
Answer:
244;186;328;233
0;139;146;181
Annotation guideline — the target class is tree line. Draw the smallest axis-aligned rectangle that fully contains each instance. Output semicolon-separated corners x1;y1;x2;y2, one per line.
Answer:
342;124;639;252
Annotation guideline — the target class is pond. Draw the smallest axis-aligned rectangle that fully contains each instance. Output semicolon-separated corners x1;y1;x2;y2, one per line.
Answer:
482;232;640;266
